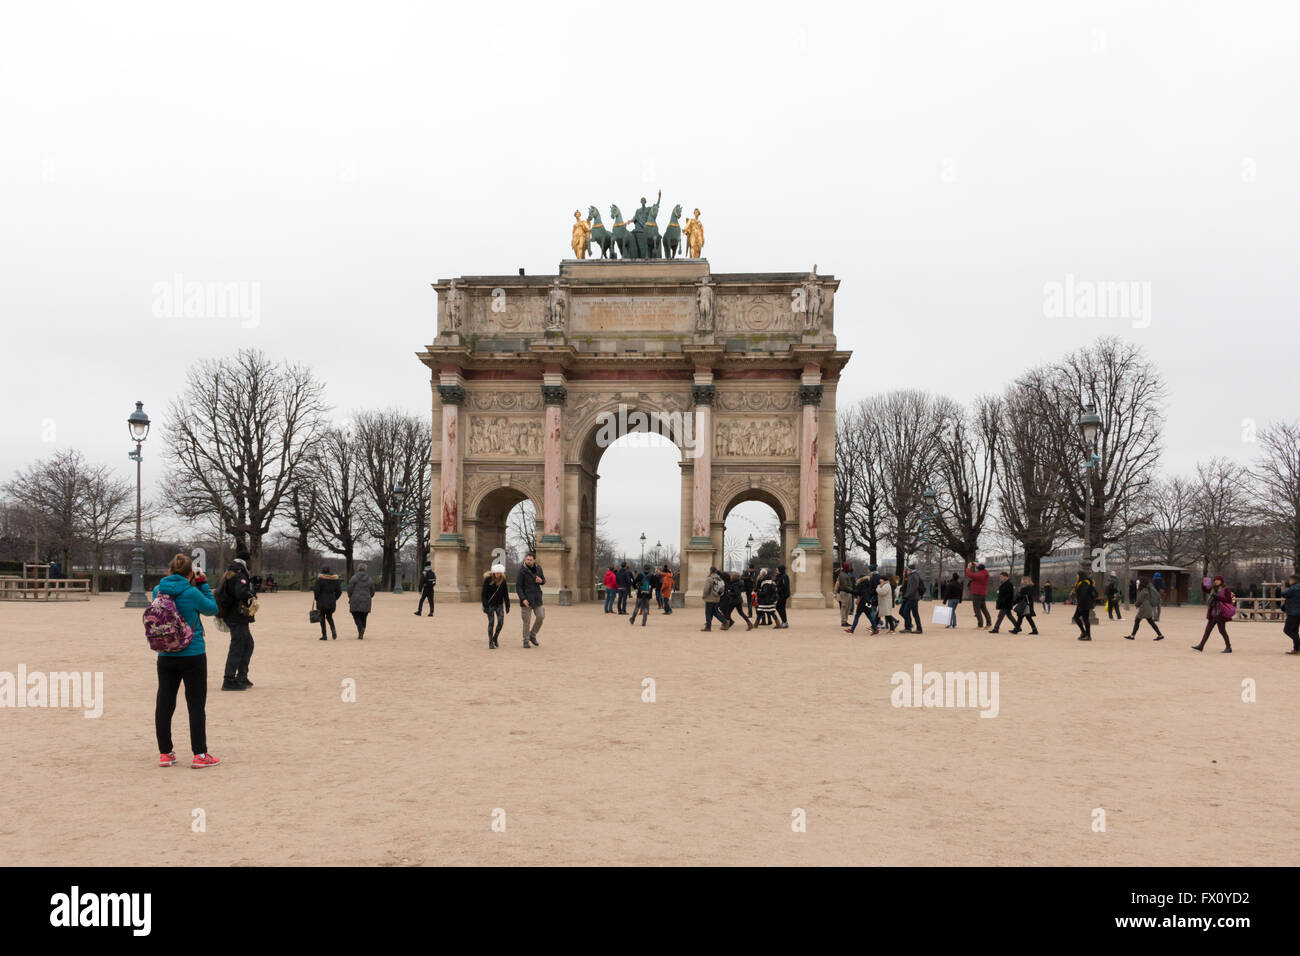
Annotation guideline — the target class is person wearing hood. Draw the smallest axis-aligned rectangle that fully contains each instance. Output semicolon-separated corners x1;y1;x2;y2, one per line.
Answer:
152;553;220;769
481;563;510;649
215;549;257;691
1072;571;1097;641
347;563;377;639
1193;574;1235;653
1105;572;1123;620
965;562;992;628
1126;577;1164;641
1280;574;1300;654
415;562;436;617
313;565;341;640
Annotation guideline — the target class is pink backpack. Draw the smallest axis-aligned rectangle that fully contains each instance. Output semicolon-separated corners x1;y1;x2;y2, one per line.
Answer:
144;591;195;653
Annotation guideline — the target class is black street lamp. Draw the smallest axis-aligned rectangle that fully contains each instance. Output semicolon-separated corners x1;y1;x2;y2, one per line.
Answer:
1078;404;1103;575
639;532;646;567
920;486;937;590
745;533;754;567
391;481;408;595
124;401;151;608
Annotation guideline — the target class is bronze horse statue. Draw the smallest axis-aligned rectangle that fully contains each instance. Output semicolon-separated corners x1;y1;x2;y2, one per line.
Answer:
586;206;613;259
663;204;684;259
609;204;636;259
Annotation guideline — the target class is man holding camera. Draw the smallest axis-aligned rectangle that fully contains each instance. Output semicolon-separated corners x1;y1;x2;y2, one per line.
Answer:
215;550;257;690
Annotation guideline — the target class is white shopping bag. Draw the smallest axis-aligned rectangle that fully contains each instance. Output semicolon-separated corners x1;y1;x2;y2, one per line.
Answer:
932;605;953;626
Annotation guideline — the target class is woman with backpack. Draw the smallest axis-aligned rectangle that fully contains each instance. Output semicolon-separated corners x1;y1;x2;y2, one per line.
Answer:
1193;574;1236;653
347;563;377;639
481;563;510;649
313;565;341;640
150;553;220;769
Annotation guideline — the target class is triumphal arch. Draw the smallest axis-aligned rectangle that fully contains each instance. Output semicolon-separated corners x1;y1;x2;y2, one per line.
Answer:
418;257;850;607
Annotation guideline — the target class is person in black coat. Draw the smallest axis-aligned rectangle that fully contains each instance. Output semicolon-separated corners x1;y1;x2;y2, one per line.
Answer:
415;563;436;617
313;566;342;640
720;572;754;630
1072;571;1097;641
481;564;510;649
774;565;791;629
616;562;631;615
1009;576;1039;635
629;564;656;627
988;572;1018;633
516;552;546;648
216;551;257;690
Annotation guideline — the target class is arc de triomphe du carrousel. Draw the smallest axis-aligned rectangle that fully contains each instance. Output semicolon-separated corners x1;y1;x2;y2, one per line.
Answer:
417;219;851;607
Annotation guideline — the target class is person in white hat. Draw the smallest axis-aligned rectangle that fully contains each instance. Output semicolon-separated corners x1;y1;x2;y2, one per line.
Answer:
481;563;511;649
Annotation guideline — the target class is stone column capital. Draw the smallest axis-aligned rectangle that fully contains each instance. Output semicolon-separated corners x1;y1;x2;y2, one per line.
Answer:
542;384;568;406
799;384;823;406
692;384;716;407
438;384;466;406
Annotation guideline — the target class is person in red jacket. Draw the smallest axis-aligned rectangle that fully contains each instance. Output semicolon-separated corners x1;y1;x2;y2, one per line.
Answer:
1193;574;1235;653
965;562;992;628
602;566;618;614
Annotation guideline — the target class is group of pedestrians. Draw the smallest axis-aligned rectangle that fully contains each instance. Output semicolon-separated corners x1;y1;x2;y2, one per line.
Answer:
701;564;790;631
603;563;676;623
841;563;916;635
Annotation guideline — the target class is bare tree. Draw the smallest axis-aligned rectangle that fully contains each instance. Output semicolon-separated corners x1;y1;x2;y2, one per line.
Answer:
1139;476;1194;567
162;349;328;570
836;401;885;565
3;449;86;573
864;390;946;574
406;417;433;572
1189;457;1253;576
313;425;361;580
285;469;321;590
79;463;135;592
1024;337;1165;555
994;377;1070;585
1251;419;1300;573
930;395;999;567
354;409;421;589
507;499;538;558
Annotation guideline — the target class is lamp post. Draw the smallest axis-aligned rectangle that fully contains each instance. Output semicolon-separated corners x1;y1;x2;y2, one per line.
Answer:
124;401;151;608
1078;404;1103;623
655;540;661;565
391;481;408;595
921;486;936;595
639;532;646;567
745;533;754;568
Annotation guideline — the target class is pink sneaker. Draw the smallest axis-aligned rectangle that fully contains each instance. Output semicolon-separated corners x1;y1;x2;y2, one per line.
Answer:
159;752;177;767
191;752;221;769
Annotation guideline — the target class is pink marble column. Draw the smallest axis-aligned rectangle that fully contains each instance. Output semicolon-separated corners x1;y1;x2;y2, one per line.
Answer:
542;384;566;540
798;384;821;542
438;384;464;535
691;383;713;540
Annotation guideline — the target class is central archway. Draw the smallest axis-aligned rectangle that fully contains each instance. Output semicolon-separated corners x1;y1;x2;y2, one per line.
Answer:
570;402;688;602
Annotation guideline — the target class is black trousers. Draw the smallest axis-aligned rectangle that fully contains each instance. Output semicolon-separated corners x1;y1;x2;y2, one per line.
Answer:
1132;616;1163;637
352;611;369;636
318;609;336;638
776;597;788;624
1199;619;1230;647
156;653;207;755
1283;613;1300;648
485;605;504;642
223;620;254;680
971;596;991;627
417;589;435;614
1012;609;1038;632
616;588;629;614
630;596;650;625
900;599;922;632
1106;597;1122;619
1073;605;1092;637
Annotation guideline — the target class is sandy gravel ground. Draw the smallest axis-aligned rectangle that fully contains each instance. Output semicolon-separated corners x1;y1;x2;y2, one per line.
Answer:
1;592;1296;866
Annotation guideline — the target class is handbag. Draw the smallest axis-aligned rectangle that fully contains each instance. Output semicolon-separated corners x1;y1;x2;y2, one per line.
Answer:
932;605;953;626
309;600;320;624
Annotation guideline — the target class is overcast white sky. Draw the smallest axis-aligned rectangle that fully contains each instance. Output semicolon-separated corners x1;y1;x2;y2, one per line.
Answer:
2;0;1295;559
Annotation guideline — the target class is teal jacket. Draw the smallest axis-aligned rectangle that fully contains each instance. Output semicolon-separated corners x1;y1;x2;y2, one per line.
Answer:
152;574;218;657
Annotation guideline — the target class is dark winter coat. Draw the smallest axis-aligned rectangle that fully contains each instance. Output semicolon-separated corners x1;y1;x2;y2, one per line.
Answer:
775;571;790;600
313;573;341;613
1014;584;1036;617
481;573;510;612
1283;583;1300;617
995;579;1016;611
419;567;436;593
516;562;545;605
347;570;376;613
216;560;255;622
